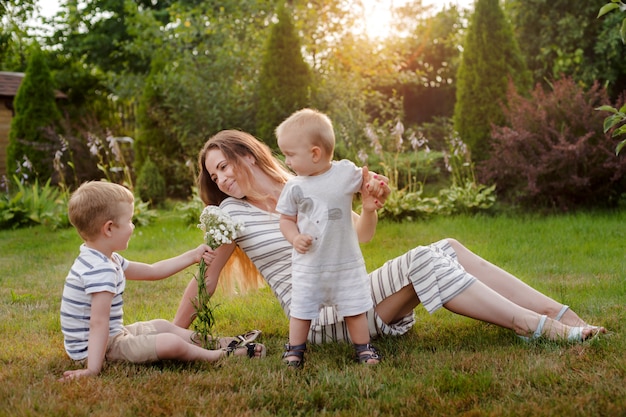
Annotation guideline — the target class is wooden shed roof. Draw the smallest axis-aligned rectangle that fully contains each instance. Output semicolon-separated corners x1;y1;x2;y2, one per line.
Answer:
0;71;67;98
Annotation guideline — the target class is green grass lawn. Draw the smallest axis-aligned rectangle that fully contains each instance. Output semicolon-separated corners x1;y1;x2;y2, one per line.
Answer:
1;211;624;416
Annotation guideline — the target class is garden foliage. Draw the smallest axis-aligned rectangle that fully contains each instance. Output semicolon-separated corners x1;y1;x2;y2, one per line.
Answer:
0;176;69;230
453;0;530;162
135;157;166;207
0;175;157;231
509;0;626;102
6;44;61;182
255;4;312;149
134;54;191;199
362;119;496;221
480;78;626;210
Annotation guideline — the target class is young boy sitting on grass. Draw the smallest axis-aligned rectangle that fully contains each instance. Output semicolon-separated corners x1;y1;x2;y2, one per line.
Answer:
59;181;265;381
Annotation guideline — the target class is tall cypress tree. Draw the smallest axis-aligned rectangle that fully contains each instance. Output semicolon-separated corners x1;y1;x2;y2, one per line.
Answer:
255;4;312;150
134;53;189;198
453;0;529;162
6;44;61;181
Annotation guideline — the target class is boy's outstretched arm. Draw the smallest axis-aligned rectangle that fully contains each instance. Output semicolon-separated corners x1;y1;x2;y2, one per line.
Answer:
60;292;113;381
124;243;214;281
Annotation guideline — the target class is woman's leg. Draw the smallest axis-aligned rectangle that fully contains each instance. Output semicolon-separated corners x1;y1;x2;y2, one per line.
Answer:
376;279;600;340
442;280;601;340
173;278;198;328
447;238;590;327
371;241;604;340
375;285;420;325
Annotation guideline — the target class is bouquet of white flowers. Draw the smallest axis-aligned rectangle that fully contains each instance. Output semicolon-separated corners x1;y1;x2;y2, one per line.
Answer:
193;206;244;349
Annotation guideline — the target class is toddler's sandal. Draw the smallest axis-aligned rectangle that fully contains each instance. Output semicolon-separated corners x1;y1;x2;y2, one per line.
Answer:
354;343;381;365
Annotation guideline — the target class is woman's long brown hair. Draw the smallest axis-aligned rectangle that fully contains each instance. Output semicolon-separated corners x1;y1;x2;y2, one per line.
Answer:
197;130;291;293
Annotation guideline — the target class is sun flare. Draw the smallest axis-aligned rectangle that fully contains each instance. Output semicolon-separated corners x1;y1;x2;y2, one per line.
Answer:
359;0;409;40
357;0;473;40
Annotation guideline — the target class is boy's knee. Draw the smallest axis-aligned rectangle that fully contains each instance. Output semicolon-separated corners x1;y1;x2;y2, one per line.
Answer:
155;333;187;358
150;318;171;331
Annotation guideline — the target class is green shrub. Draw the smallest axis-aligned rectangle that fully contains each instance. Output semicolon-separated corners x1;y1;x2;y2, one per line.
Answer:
362;119;496;221
175;187;204;227
131;199;158;228
453;0;530;162
377;182;496;222
481;77;626;210
6;44;61;182
0;177;157;231
0;177;69;230
255;4;312;148
135;158;166;206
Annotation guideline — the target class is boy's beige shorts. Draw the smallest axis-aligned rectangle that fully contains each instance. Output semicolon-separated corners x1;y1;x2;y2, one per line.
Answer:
106;321;159;363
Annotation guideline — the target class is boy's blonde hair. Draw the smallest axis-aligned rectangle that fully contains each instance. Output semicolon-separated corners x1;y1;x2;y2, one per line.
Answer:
69;181;134;241
275;108;335;161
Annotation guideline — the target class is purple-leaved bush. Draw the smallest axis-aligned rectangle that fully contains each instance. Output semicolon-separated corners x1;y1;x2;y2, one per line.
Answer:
479;77;626;210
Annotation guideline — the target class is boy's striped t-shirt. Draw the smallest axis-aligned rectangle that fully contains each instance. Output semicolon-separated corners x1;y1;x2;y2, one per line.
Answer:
60;244;127;360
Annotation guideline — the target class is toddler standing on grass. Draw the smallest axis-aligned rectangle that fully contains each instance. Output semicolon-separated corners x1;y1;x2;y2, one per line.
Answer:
59;181;265;381
275;108;385;367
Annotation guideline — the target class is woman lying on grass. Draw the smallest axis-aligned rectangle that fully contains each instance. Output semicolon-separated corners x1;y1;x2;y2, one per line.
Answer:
173;129;606;365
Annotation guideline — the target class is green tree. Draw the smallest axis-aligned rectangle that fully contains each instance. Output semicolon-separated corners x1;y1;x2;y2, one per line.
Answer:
49;0;181;75
135;157;166;206
507;0;626;101
132;1;270;197
6;44;61;182
134;52;190;197
256;4;312;149
390;4;466;124
454;0;530;162
0;0;36;71
289;1;375;160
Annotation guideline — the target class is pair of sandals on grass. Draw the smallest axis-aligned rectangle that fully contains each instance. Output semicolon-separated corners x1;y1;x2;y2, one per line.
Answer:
217;330;381;367
224;305;603;365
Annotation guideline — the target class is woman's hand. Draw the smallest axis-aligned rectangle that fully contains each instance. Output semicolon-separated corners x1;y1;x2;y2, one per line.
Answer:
361;166;390;212
353;166;390;243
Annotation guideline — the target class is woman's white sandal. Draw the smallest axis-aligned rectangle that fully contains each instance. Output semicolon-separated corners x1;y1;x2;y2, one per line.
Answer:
520;314;600;343
217;330;262;349
555;305;602;332
568;326;602;342
223;342;267;359
554;305;569;322
518;314;548;342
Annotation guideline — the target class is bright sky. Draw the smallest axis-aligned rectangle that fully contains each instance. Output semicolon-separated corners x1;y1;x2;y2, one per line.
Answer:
39;0;61;18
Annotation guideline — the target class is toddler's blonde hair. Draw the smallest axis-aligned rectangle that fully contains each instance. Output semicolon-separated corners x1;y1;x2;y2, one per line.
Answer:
275;108;335;160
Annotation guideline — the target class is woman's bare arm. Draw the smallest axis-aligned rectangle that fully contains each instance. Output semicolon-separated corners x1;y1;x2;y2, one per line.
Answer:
172;242;236;328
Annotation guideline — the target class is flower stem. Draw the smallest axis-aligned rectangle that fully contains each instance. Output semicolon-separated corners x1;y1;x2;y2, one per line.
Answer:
192;258;216;349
